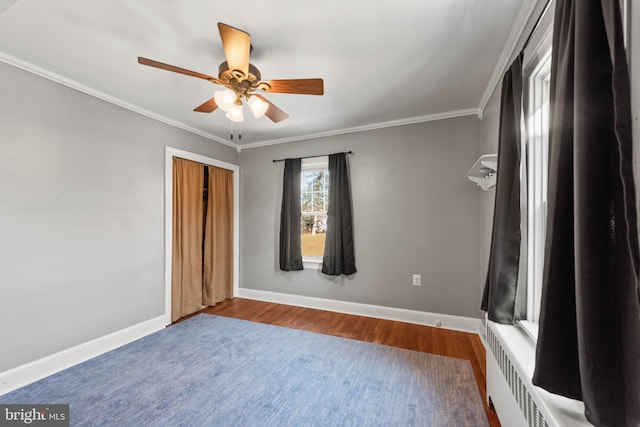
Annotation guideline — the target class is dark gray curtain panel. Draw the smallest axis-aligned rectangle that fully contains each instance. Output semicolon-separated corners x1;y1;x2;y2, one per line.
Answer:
322;153;356;276
532;1;640;425
481;54;524;324
279;158;303;271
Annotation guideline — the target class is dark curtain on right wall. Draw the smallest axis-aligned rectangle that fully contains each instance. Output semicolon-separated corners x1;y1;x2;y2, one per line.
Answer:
481;53;524;324
532;1;640;425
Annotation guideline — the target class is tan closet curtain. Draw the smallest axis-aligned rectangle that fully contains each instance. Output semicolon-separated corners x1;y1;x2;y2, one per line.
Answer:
171;158;205;321
203;166;234;305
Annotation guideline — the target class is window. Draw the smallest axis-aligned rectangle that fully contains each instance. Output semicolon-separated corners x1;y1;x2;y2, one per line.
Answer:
522;37;552;337
518;0;631;337
300;157;328;263
620;0;629;50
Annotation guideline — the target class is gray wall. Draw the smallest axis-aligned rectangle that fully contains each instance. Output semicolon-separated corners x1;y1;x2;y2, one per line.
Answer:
0;62;238;371
239;116;484;318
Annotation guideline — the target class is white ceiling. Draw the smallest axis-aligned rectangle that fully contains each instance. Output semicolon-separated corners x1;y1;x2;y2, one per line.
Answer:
0;0;527;148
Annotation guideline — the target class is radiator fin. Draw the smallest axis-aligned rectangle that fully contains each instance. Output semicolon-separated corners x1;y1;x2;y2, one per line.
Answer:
487;325;549;427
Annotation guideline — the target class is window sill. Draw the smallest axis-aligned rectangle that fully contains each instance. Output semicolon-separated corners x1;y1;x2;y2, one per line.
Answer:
516;320;539;341
302;257;322;270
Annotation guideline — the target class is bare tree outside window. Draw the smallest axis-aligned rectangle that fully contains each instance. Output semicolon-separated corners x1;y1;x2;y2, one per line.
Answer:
301;168;328;258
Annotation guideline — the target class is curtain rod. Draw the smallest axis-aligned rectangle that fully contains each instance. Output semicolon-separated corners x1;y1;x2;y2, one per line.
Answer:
521;0;553;53
272;151;353;163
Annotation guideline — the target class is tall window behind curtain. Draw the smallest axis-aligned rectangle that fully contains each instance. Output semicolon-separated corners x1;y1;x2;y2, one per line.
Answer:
532;1;640;425
279;158;303;271
481;53;525;324
203;166;234;305
171;158;205;322
322;152;356;276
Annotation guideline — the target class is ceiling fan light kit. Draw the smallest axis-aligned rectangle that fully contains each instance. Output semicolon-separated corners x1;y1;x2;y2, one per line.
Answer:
138;22;324;136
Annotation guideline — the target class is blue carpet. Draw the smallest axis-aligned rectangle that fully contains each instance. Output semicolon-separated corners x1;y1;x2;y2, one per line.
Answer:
1;314;488;426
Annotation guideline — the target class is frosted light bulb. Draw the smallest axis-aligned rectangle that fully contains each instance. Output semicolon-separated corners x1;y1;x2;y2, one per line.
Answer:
248;96;269;118
225;103;244;122
213;89;236;111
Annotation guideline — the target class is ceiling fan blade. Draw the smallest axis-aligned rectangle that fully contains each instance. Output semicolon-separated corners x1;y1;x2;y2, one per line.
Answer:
254;94;289;123
262;79;324;95
217;22;251;80
138;57;219;82
194;98;218;113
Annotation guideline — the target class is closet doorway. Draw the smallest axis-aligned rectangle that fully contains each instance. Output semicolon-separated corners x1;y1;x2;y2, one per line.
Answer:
164;147;239;325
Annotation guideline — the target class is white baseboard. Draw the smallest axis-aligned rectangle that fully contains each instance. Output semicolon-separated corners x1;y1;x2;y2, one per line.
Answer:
0;316;166;395
237;288;483;335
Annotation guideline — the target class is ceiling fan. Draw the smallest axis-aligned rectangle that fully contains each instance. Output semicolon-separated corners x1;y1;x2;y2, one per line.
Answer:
138;22;324;126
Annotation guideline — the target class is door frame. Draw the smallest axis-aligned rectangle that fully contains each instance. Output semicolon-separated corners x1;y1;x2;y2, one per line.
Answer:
164;146;240;325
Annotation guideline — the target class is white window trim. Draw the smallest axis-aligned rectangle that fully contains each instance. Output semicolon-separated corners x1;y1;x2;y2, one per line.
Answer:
525;50;551;329
301;156;329;171
301;156;328;269
621;0;629;51
302;258;323;269
520;6;554;340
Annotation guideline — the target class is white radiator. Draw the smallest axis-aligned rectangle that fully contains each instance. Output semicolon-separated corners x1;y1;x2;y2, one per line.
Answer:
485;321;590;427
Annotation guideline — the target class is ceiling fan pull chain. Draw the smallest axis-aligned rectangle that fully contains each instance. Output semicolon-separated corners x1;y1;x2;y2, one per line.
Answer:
229;122;234;140
239;122;242;140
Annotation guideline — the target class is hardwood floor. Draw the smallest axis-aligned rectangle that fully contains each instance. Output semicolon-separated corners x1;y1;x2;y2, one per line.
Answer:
194;298;500;427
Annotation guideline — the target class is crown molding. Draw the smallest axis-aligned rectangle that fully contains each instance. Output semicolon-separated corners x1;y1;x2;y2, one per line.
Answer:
477;0;542;116
238;108;481;150
1;51;481;151
0;52;239;149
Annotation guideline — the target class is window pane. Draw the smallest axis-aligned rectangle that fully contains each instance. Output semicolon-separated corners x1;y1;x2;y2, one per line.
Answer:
302;172;314;192
314;171;326;191
301;214;326;257
301;214;315;234
313;192;325;212
301;191;313;212
525;47;552;326
300;165;329;259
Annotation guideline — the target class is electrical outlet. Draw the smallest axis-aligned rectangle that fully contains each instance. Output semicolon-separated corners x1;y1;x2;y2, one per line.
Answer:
412;274;421;286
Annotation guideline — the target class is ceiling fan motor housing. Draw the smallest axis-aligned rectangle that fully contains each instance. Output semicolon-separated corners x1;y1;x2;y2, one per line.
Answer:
217;61;268;100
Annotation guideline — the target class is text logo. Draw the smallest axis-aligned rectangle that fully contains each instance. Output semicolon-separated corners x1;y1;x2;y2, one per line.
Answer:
0;405;69;426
